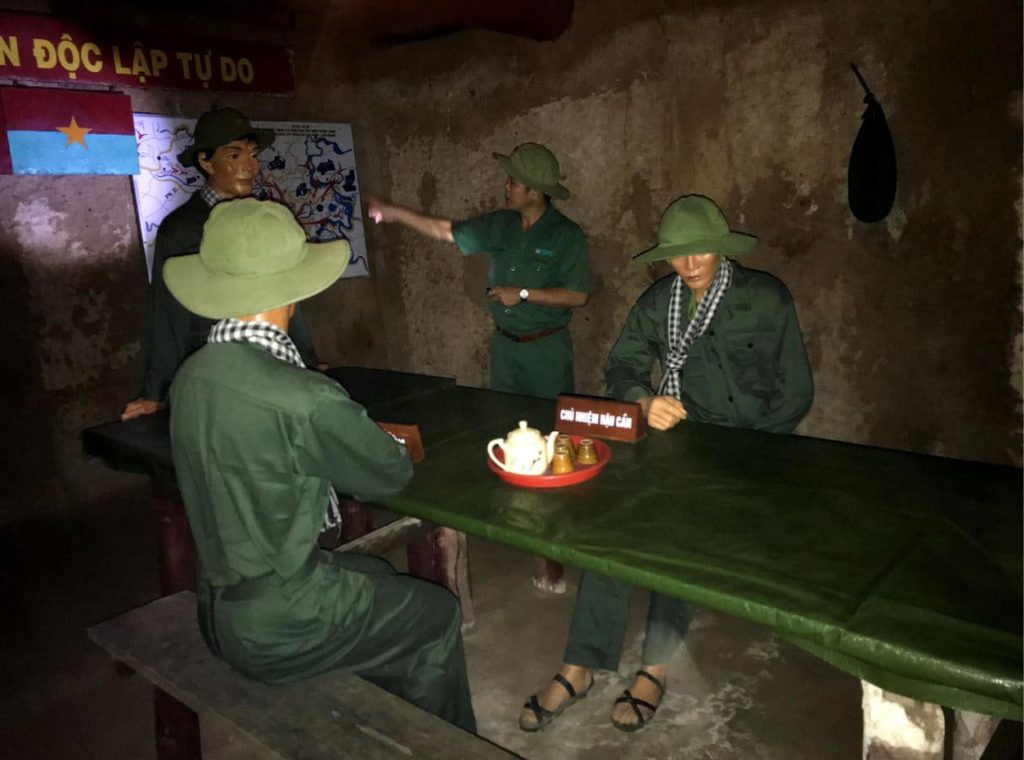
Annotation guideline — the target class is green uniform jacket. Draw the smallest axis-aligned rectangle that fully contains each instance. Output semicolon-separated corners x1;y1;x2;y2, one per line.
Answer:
452;206;590;334
170;342;412;586
606;264;814;434
140;192;318;402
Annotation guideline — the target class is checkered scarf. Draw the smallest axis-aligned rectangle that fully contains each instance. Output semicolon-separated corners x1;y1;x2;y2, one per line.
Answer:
208;319;342;531
657;257;734;399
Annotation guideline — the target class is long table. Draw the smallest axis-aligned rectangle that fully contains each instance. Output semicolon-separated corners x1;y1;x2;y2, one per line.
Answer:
84;371;1023;732
368;385;1023;721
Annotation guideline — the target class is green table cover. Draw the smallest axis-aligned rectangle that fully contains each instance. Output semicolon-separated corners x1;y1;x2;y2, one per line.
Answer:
374;386;1023;719
82;374;1022;719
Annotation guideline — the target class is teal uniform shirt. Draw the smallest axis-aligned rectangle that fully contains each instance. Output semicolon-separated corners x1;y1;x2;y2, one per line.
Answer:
605;264;814;434
169;341;475;731
451;206;590;398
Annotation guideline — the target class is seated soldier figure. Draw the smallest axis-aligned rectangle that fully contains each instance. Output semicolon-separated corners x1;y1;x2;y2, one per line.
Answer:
518;194;813;733
164;197;476;733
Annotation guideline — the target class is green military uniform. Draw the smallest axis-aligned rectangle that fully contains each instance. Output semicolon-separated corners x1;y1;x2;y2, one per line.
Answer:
140;191;319;402
452;206;589;399
606;264;814;433
169;341;476;732
565;263;814;670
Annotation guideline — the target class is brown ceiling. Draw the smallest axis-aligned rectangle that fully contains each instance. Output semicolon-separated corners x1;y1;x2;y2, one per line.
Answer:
47;0;574;43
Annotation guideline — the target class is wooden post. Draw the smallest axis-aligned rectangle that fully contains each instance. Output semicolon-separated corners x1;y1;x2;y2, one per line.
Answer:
150;487;201;759
340;499;373;543
152;488;197;595
153;688;201;760
437;528;475;630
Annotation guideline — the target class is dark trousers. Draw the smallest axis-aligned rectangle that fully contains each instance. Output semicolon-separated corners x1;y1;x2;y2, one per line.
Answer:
198;551;476;733
490;328;573;399
563;570;692;670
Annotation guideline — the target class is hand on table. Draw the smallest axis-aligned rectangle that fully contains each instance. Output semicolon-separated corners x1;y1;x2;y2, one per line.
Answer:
121;398;162;421
638;395;687;431
487;286;521;307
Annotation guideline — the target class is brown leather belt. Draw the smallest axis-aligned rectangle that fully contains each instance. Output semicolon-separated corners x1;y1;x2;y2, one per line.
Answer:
496;325;566;343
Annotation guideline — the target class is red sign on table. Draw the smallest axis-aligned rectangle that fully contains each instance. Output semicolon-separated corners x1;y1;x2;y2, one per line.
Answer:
378;423;425;464
554;394;646;443
0;11;293;94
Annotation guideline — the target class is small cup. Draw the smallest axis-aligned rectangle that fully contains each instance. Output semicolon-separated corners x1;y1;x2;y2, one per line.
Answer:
576;438;598;465
555;434;576;462
551;444;575;475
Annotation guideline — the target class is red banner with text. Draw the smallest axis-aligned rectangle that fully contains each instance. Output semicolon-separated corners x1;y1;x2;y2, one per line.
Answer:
0;12;293;94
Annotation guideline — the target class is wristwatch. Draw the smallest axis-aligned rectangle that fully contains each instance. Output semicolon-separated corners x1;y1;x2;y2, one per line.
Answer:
519;288;530;303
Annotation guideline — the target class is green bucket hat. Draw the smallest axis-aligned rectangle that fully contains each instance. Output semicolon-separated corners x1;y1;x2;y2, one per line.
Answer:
633;195;757;264
492;143;570;200
177;107;276;168
164;198;349;319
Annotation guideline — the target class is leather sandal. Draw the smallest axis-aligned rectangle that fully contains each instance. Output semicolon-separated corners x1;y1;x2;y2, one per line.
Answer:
518;672;593;732
611;670;665;732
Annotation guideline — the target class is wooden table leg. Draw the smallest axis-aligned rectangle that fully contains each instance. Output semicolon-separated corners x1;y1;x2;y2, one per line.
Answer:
407;526;476;630
406;524;440;582
532;557;566;594
154;687;202;760
152;489;197;595
151;486;201;758
340;499;373;543
437;528;475;630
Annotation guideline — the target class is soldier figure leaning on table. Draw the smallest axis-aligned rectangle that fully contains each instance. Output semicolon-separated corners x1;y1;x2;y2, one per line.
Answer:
518;194;815;733
163;197;476;733
122;107;320;421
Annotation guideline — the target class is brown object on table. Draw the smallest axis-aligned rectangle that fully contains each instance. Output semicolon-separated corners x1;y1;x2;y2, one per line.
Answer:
576;438;598;465
377;422;425;463
555;394;646;442
555;434;576;461
551;444;575;475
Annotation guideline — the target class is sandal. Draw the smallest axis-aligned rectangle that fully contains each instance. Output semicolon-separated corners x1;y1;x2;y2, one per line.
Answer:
611;670;665;732
518;671;594;732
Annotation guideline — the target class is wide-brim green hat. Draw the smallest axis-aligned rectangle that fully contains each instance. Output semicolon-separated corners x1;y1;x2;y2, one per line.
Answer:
493;142;570;200
633;194;757;263
164;198;348;319
177;107;275;168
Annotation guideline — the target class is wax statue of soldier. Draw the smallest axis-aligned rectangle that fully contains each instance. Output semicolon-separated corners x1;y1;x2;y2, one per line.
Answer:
122;107;319;421
518;194;814;733
367;142;590;400
164;198;476;733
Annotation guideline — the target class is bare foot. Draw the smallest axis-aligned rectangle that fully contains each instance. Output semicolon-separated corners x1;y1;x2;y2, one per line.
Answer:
518;664;593;730
611;666;667;730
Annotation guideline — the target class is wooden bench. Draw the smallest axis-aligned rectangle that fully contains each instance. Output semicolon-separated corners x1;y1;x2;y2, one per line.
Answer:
88;591;515;760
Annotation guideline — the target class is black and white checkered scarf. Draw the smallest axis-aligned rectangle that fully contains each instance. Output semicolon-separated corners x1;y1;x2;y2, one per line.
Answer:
657;257;734;399
208;318;342;531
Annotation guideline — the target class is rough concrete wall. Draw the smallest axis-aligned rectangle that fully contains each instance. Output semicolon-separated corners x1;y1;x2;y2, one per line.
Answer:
0;7;372;524
348;0;1022;465
1;0;1020;524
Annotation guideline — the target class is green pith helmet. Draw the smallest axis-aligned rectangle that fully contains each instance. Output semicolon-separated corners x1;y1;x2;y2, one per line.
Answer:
163;198;348;319
633;195;757;263
177;108;276;168
492;143;570;200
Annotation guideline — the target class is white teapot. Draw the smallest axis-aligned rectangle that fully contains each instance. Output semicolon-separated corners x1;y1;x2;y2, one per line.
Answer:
487;420;559;476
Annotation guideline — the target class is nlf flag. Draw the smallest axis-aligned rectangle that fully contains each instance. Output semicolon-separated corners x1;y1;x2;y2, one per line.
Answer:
0;88;138;175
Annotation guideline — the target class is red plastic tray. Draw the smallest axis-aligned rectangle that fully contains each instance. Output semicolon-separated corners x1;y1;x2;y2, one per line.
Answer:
486;436;612;489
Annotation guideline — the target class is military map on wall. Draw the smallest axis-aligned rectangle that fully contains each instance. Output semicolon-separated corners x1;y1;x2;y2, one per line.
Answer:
131;114;369;279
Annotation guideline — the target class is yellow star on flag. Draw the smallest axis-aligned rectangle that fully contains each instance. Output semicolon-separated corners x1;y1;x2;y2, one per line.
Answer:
56;116;91;148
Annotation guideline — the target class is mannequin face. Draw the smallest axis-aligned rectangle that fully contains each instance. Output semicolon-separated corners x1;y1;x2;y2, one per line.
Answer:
199;138;261;198
671;253;720;299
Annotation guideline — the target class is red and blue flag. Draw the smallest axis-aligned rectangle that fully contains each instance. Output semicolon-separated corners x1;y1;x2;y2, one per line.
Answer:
0;87;138;175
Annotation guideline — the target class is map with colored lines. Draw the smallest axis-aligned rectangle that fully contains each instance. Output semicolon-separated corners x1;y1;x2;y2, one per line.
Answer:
132;114;369;280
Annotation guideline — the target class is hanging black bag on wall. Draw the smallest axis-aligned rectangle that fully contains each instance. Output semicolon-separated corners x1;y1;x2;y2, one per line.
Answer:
848;64;897;223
